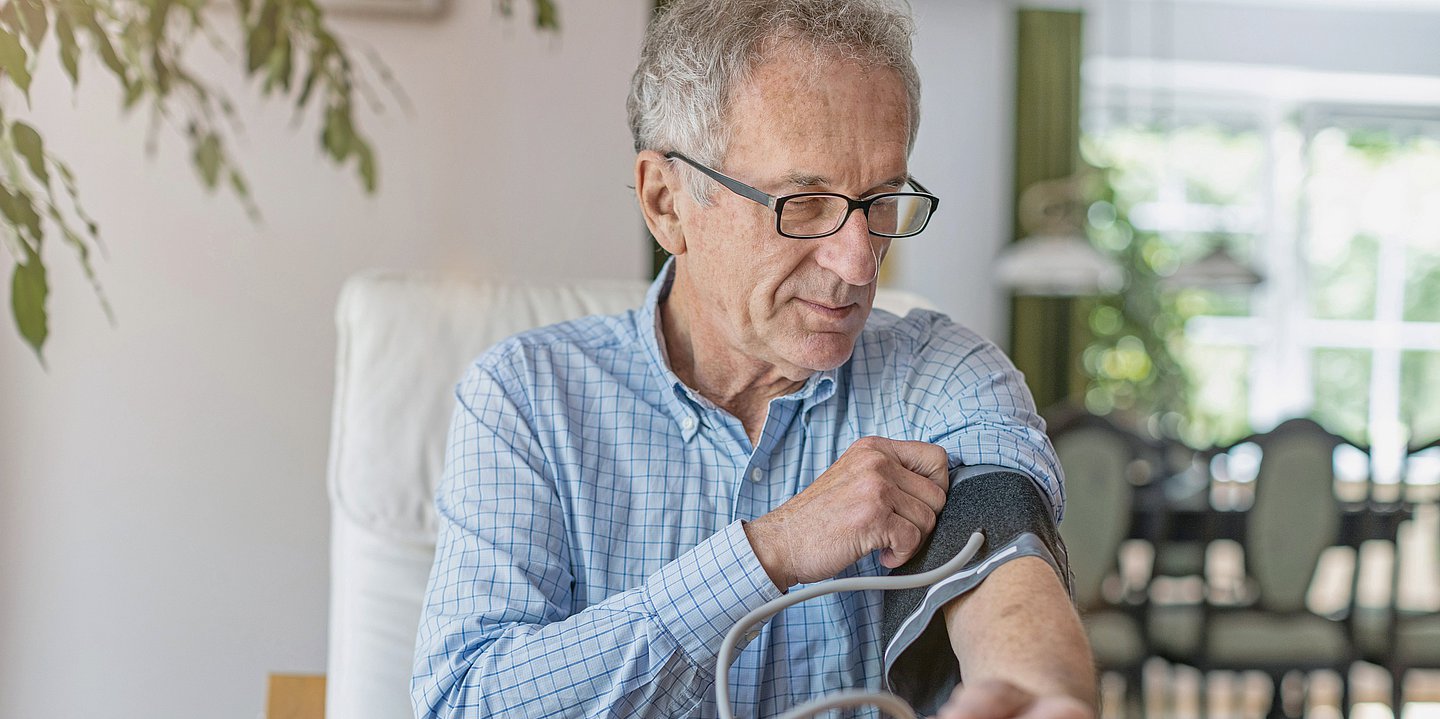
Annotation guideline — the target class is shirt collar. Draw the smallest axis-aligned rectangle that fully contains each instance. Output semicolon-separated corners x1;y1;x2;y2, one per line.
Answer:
640;258;704;440
640;257;841;437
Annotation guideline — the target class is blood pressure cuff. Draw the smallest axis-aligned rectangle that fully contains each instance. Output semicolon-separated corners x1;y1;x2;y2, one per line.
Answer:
879;465;1073;716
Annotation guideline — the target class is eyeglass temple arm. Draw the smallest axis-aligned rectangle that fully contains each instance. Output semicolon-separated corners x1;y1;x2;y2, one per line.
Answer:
664;151;776;208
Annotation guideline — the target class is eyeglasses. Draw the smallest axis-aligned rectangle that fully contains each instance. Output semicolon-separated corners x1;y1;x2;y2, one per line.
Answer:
665;151;939;240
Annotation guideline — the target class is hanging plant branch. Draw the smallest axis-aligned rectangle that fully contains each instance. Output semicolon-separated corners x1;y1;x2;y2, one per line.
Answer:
0;0;560;363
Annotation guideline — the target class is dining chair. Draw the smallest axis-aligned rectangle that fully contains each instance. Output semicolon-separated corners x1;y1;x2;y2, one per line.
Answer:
1196;418;1358;719
1380;437;1440;714
1048;410;1154;716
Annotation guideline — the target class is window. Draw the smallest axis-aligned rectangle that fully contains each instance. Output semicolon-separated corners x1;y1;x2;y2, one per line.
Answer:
1082;63;1440;484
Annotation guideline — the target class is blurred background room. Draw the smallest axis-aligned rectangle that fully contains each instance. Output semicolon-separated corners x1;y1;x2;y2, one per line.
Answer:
0;1;1437;718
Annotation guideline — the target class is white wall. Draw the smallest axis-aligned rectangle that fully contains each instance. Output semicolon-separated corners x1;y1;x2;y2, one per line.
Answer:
905;0;1018;345
0;2;1017;718
0;3;650;717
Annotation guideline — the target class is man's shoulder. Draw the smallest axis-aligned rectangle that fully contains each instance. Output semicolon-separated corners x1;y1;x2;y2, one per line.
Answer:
861;306;996;362
470;309;643;378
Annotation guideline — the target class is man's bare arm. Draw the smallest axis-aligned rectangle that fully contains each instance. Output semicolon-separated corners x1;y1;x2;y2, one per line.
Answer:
936;556;1097;719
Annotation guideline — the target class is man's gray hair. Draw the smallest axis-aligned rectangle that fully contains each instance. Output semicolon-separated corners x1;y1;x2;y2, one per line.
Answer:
627;0;921;203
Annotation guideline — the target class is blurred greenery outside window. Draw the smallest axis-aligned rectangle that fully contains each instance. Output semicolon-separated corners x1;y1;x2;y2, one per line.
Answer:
1080;84;1440;479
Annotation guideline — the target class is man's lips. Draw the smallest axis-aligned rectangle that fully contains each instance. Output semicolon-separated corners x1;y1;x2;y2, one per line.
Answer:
798;299;859;319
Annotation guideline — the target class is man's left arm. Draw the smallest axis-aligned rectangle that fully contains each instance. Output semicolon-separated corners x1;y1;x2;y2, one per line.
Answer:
937;557;1096;718
897;313;1095;716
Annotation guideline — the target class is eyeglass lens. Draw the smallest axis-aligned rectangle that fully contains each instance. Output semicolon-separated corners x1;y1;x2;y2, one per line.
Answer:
779;194;933;238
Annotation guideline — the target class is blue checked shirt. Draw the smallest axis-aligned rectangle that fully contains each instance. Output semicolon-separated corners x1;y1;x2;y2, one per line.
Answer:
413;261;1064;718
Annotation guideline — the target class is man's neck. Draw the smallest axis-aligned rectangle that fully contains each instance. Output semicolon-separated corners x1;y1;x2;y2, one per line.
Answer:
658;277;807;437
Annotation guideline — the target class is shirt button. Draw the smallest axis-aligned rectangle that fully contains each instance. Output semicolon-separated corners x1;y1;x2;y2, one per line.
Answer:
743;627;761;644
681;416;695;430
751;469;763;482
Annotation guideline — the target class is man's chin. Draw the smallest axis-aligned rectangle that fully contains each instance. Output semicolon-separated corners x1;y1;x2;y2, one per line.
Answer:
788;333;861;373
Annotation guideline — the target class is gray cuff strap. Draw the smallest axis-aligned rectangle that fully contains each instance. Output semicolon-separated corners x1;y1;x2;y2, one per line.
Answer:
879;466;1073;716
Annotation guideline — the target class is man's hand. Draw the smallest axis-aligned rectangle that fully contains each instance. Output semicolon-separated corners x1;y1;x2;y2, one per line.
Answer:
933;679;1095;719
743;436;950;590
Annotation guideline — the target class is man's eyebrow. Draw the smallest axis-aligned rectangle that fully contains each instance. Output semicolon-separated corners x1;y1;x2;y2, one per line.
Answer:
782;171;830;189
780;171;912;192
873;174;912;191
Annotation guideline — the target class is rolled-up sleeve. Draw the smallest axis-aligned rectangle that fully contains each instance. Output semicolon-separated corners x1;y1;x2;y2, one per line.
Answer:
900;313;1066;522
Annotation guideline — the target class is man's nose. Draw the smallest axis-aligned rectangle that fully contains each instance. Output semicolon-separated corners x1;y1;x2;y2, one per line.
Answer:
815;208;882;286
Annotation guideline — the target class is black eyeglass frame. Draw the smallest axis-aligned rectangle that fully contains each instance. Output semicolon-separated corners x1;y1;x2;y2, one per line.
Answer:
664;151;940;240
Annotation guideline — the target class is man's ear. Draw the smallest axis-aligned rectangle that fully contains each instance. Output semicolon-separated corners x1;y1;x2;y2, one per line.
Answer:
635;150;687;256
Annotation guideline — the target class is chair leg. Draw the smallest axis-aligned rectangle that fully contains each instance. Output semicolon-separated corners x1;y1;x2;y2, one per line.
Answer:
1391;667;1404;719
1338;665;1351;719
1126;666;1145;719
1266;672;1286;719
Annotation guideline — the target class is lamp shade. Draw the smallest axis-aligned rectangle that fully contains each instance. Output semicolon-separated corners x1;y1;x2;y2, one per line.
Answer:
995;233;1125;297
1162;246;1262;289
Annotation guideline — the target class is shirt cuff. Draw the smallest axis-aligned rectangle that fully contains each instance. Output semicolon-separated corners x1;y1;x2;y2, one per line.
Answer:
642;520;783;670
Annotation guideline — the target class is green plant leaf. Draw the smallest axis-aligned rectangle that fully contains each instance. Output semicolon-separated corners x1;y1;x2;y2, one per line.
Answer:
147;0;174;45
54;9;79;84
0;27;32;96
322;103;353;160
194;133;222;188
229;169;249;198
11;238;48;359
355;139;376;193
534;0;559;30
267;29;293;93
47;205;113;323
15;0;47;50
79;9;132;91
11;121;50;186
295;62;319;108
0;4;20;41
152;52;173;95
122;77;145;108
246;0;278;74
0;184;43;243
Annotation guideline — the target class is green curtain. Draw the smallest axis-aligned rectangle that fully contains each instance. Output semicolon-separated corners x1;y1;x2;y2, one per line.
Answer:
1009;9;1089;413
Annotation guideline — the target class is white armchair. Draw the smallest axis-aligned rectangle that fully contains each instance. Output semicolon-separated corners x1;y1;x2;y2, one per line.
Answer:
324;270;934;719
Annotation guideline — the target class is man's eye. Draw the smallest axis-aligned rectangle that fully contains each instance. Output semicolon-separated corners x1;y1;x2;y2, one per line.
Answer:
786;197;829;218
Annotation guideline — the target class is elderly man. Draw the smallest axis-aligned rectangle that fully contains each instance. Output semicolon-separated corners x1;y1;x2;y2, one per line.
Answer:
413;1;1095;717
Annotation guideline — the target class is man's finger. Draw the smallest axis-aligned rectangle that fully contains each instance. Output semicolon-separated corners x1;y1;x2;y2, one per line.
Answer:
1014;696;1094;719
936;679;1035;719
893;466;948;514
885;484;939;535
879;492;939;568
879;438;951;488
877;513;926;568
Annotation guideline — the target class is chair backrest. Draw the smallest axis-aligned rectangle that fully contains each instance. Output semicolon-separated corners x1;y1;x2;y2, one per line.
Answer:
1244;418;1344;613
1051;414;1139;609
325;270;936;719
